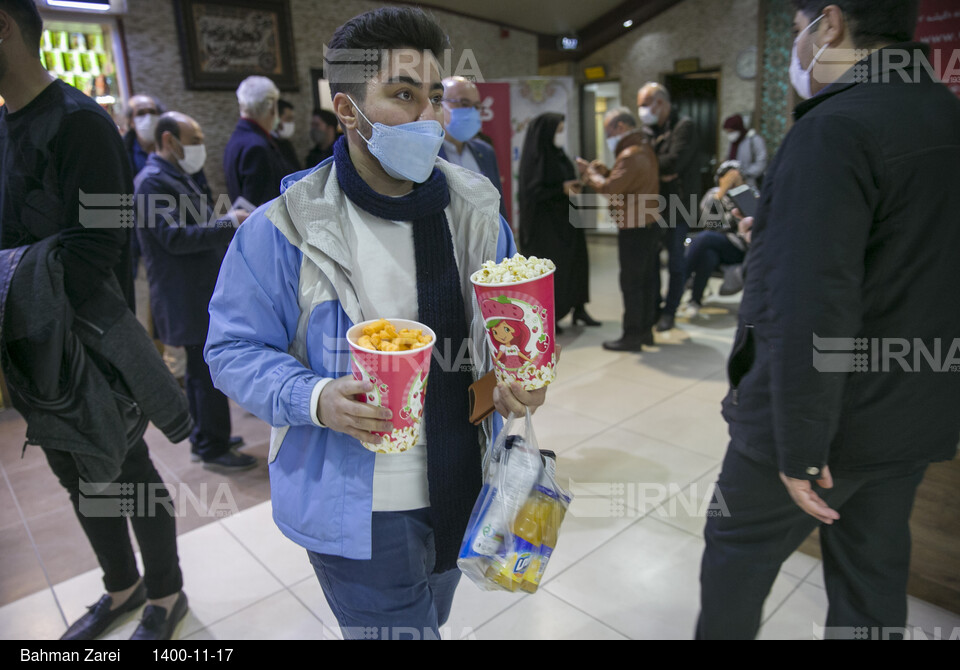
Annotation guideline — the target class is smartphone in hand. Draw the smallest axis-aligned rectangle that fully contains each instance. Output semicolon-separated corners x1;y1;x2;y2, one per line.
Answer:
728;184;759;219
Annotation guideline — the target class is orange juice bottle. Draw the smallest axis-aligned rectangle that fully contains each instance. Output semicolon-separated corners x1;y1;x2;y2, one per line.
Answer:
521;487;568;593
486;493;542;590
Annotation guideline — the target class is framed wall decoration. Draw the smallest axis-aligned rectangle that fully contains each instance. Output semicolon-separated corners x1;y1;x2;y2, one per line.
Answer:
173;0;299;91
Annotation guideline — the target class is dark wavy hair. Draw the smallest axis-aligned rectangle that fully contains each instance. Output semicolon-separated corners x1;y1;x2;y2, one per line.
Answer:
325;7;449;104
792;0;919;48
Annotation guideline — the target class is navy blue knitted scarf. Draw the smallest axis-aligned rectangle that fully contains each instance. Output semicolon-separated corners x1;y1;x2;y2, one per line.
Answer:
333;137;481;573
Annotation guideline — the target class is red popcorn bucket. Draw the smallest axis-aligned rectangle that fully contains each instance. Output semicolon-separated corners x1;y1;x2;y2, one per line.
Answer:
346;318;436;454
471;268;557;390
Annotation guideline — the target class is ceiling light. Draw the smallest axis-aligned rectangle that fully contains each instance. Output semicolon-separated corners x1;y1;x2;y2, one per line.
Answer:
623;20;634;28
47;0;112;10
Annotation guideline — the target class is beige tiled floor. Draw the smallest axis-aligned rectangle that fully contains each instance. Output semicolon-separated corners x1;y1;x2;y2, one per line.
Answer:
1;235;958;640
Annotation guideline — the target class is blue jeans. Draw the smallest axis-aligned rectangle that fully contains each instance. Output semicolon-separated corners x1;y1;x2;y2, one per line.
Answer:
683;231;746;305
307;508;461;640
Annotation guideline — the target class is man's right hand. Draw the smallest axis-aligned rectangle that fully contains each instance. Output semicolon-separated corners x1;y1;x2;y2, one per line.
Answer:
317;376;393;445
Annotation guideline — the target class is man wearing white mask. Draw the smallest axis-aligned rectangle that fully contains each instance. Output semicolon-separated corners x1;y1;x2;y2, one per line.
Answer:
123;94;161;176
577;108;660;351
437;76;508;221
205;7;546;640
637;82;701;333
122;95;162;283
135;112;255;473
697;0;960;639
272;98;302;175
223;75;288;207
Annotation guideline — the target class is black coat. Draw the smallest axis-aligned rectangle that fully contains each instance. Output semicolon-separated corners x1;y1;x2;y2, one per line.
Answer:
0;238;192;485
134;155;234;346
273;134;302;175
724;43;960;479
223;119;288;206
517;113;589;318
651;110;700;202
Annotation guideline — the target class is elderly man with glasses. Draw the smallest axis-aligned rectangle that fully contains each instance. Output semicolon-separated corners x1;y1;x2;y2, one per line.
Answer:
438;76;508;222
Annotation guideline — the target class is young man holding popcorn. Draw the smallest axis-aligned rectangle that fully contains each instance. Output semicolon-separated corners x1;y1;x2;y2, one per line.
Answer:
204;7;545;639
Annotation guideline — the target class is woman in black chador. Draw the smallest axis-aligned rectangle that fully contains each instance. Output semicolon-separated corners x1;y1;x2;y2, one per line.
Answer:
517;112;598;332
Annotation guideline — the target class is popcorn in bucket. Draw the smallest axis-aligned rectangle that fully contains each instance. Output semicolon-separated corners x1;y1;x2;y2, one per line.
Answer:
346;318;435;454
471;255;558;390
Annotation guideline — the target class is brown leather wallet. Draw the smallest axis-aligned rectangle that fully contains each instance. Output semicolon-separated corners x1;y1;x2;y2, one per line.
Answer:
468;371;497;425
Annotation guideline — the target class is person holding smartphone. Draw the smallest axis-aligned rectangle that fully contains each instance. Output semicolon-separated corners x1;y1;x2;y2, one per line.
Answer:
680;161;755;318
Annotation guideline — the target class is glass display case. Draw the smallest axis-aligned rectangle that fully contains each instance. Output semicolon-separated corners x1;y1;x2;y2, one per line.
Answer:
37;15;130;125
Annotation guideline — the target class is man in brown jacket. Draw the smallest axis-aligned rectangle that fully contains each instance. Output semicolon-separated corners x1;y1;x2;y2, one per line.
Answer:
578;108;660;351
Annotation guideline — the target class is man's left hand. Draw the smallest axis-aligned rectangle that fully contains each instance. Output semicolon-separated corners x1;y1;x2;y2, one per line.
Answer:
493;345;559;418
494;381;547;418
779;466;840;525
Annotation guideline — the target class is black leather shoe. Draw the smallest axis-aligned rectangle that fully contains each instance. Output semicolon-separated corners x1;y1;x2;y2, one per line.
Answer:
655;315;675;332
192;436;245;463
572;308;601;327
202;448;257;473
130;592;188;641
602;337;646;352
641;329;655;347
60;582;146;640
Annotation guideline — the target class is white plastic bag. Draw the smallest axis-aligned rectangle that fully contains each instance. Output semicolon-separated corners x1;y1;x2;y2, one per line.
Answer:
458;410;571;593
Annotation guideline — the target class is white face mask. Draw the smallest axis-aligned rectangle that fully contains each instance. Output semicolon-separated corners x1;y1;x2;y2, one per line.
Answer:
790;15;828;100
277;121;295;139
638;106;659;127
177;142;207;175
726;131;741;143
134;113;159;143
554;132;566;149
606;132;626;156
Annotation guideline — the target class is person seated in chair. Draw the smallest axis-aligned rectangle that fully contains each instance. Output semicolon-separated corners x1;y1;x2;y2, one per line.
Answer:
679;161;754;318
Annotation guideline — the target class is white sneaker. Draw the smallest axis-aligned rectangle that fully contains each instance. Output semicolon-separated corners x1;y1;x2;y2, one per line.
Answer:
680;302;701;319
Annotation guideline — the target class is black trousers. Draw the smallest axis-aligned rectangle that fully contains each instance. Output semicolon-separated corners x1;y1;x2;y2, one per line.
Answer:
617;227;661;338
658;218;689;318
697;447;928;639
184;344;232;460
42;439;183;599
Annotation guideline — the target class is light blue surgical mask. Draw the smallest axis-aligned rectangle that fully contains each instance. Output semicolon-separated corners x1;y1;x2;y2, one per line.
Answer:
445;106;482;143
348;95;445;183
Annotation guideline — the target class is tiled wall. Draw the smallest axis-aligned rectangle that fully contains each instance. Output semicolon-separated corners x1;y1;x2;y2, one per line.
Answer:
756;0;796;156
122;0;539;199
